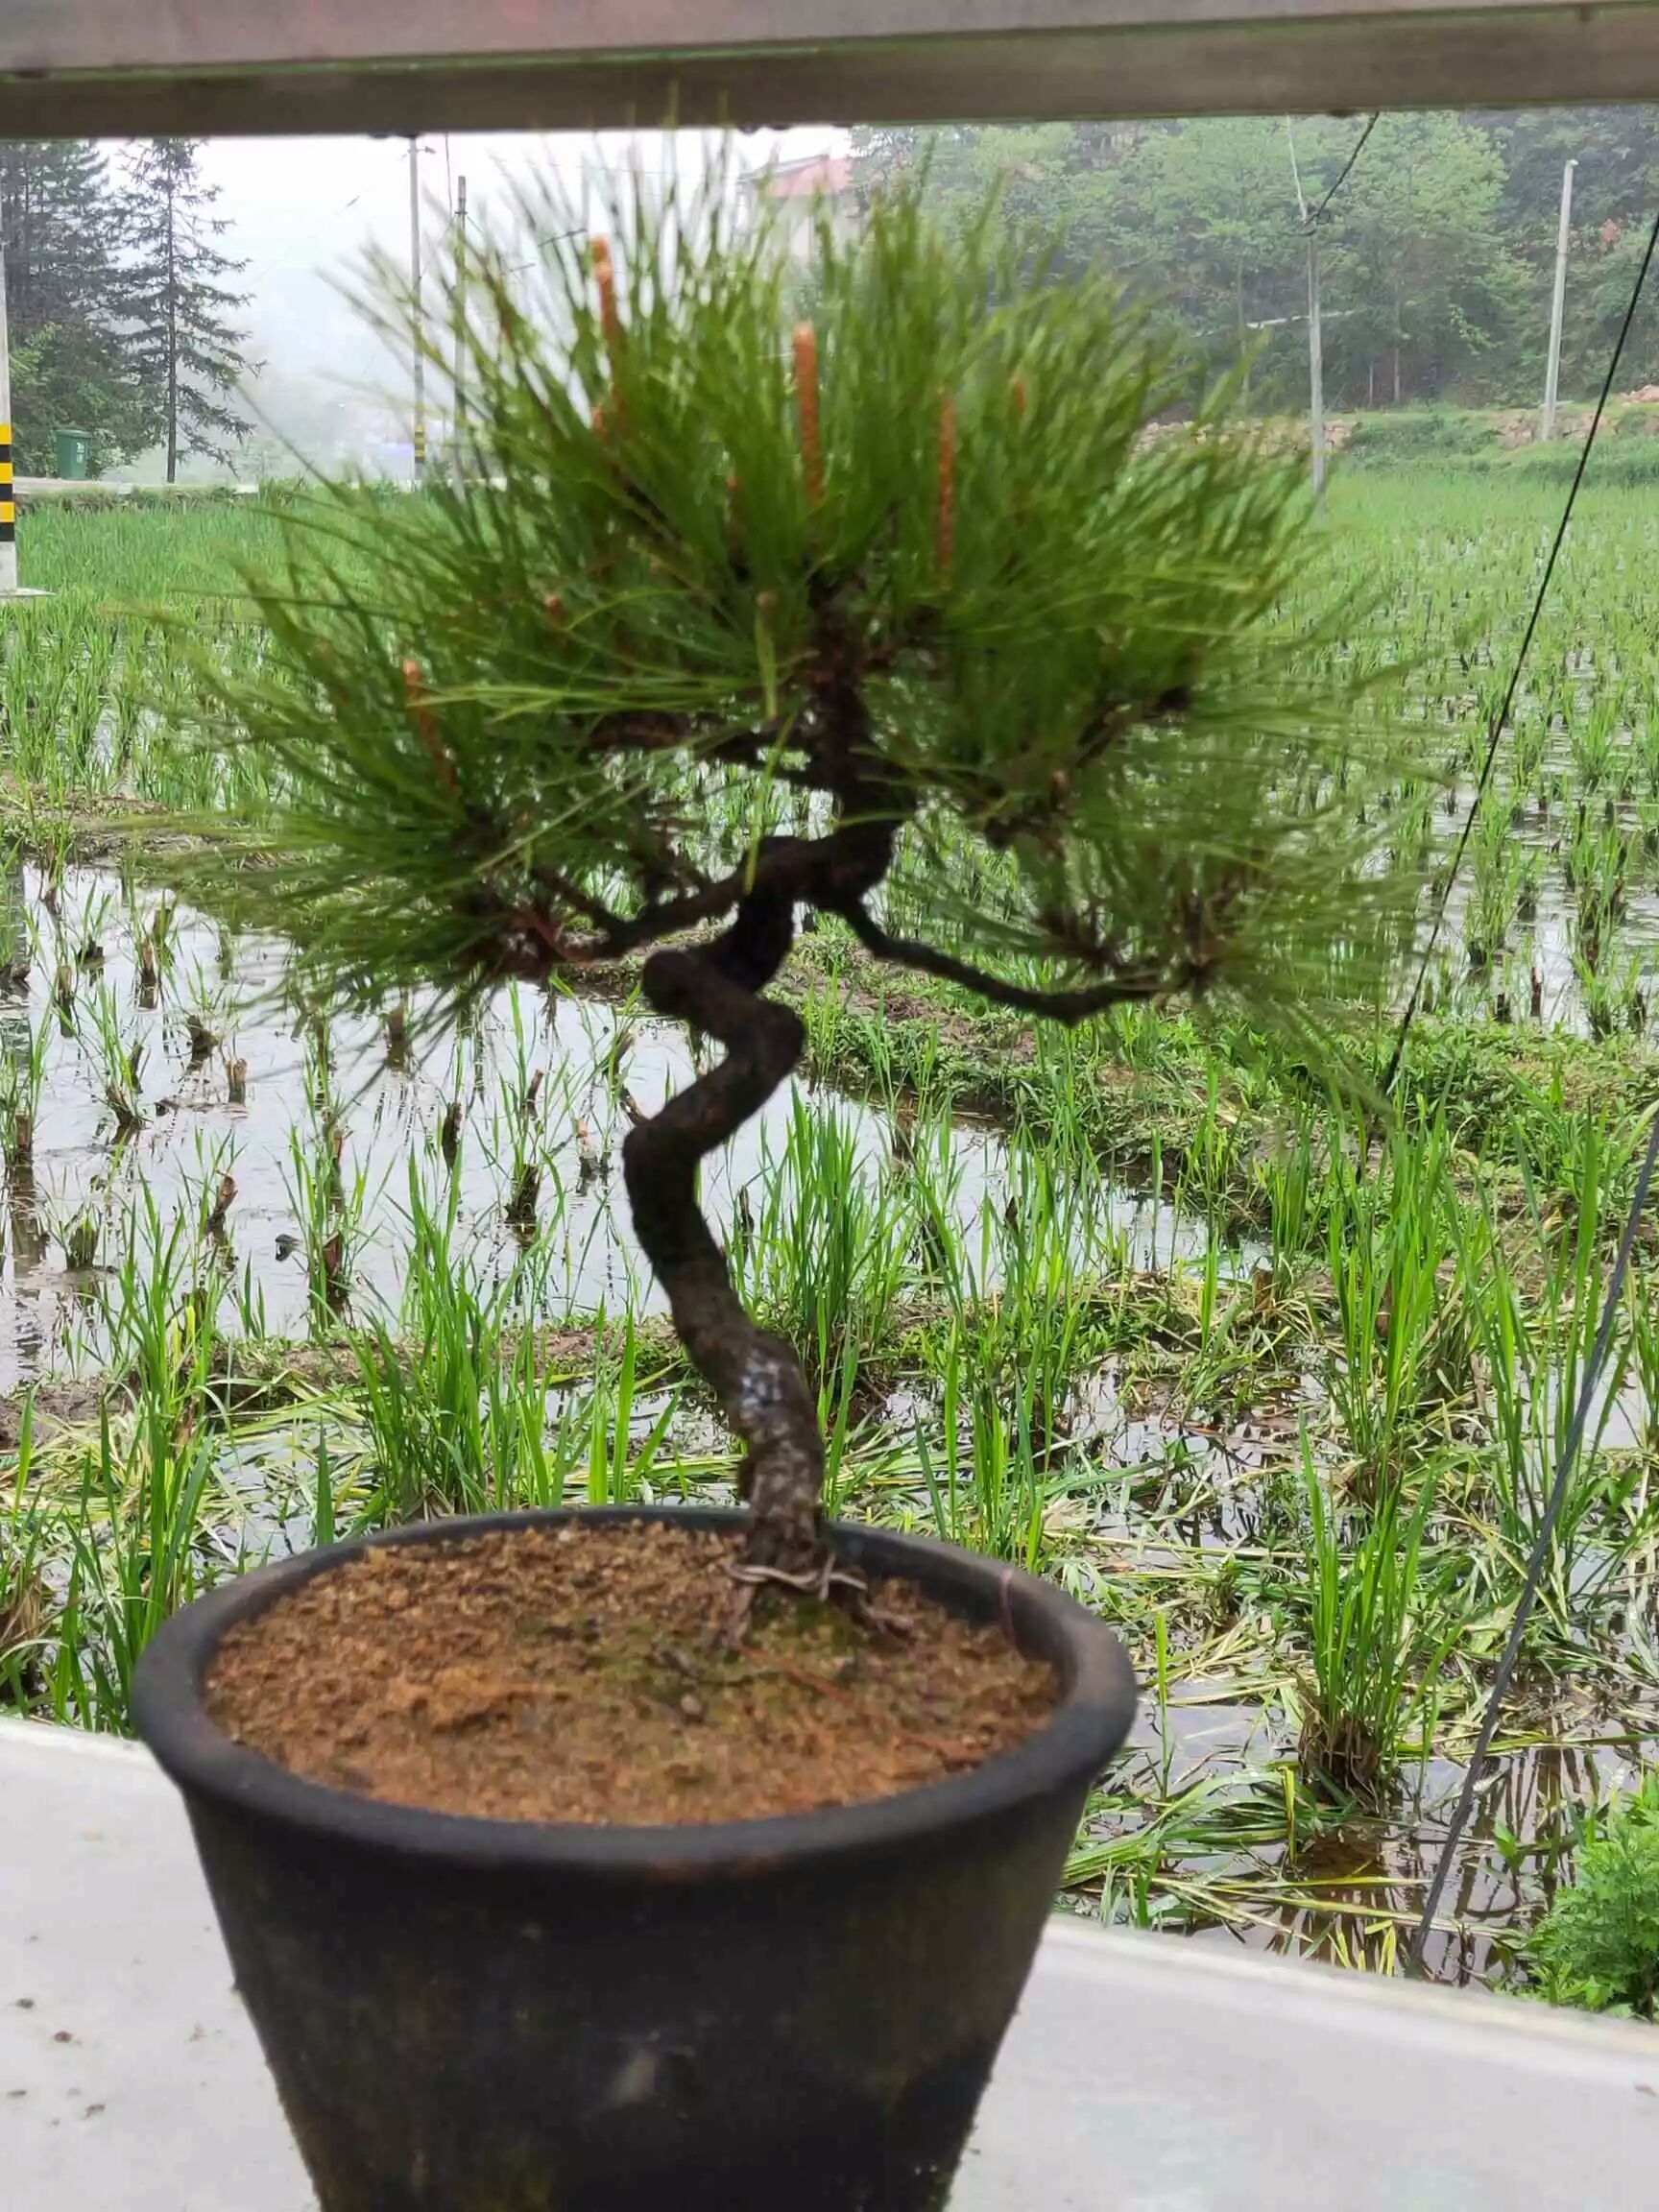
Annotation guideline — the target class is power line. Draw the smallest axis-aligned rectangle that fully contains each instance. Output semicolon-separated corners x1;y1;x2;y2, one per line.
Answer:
506;226;588;275
1283;113;1375;497
1305;113;1379;231
1382;196;1659;1097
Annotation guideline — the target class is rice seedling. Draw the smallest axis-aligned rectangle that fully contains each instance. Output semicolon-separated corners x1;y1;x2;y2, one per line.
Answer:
582;1315;679;1508
52;1408;226;1733
1468;804;1523;970
0;1009;50;1166
1324;1124;1459;1490
1624;1269;1659;1459
355;1264;552;1521
1257;1116;1330;1286
180;965;228;1065
1570;695;1624;798
0;1400;54;1707
82;977;146;1139
1454;1117;1642;1622
284;1123;372;1329
733;1093;910;1390
1290;1439;1453;1804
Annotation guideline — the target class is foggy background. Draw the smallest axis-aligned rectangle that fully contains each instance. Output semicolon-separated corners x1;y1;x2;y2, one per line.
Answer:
60;128;839;483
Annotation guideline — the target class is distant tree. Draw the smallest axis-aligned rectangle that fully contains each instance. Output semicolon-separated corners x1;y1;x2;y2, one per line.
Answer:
1317;114;1528;408
123;140;256;482
851;121;1143;262
852;113;1558;414
1096;119;1330;400
1480;108;1659;397
0;141;143;473
1484;107;1659;287
1579;219;1659;394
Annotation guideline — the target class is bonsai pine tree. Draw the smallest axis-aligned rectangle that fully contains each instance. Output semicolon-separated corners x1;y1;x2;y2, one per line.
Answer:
197;167;1407;1589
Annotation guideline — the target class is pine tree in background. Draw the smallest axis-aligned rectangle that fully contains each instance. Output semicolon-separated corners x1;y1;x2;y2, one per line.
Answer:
183;169;1418;1575
0;141;143;473
123;140;256;483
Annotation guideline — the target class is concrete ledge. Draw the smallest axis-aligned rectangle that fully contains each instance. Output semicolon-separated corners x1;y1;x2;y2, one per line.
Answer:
14;479;259;499
4;1719;1658;2208
9;1;1659;133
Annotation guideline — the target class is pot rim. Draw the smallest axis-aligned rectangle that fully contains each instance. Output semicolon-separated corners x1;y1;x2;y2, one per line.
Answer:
132;1506;1136;1882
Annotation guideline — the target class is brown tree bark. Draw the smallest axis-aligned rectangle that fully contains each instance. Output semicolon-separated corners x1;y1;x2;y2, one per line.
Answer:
621;889;828;1575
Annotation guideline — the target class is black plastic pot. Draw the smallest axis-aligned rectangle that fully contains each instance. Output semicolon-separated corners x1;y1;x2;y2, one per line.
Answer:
134;1506;1136;2212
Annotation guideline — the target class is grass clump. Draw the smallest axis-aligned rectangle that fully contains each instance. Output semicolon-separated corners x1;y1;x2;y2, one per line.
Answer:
1294;1443;1449;1805
1525;1774;1659;2019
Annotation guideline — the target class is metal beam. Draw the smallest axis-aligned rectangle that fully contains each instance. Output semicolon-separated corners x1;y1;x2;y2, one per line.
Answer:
4;1;1659;137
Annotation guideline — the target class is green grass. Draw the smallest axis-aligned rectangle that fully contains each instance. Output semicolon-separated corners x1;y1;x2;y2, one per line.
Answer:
1524;1772;1659;2018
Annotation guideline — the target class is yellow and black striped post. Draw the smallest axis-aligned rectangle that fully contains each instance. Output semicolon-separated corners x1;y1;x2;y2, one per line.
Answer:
0;421;15;577
0;220;17;594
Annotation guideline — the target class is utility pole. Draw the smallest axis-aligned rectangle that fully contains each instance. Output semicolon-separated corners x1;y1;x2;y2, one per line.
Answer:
451;174;468;495
409;136;426;482
1542;157;1576;443
1285;121;1326;497
0;224;17;594
1305;224;1326;496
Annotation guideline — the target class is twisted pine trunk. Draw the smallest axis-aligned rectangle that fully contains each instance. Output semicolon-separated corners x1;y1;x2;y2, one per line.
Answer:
600;635;1159;1570
620;883;827;1575
619;635;903;1574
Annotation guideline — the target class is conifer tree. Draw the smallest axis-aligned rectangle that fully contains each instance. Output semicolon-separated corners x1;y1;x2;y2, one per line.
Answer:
0;141;140;473
123;140;255;482
191;169;1414;1582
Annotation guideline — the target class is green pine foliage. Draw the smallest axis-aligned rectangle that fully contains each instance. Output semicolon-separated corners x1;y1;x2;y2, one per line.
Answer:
1526;1772;1659;2018
181;161;1414;1030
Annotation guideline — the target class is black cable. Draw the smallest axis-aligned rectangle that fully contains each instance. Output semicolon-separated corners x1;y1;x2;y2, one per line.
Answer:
1306;114;1379;231
1382;198;1659;1099
1405;1109;1659;1976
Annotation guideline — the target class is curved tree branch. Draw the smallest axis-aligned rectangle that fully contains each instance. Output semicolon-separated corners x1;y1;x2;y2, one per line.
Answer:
581;818;896;961
841;902;1171;1023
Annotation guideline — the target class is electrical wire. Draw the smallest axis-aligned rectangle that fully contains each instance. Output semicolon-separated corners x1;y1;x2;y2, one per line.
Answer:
1382;197;1659;1099
1305;114;1379;231
1405;1108;1659;1975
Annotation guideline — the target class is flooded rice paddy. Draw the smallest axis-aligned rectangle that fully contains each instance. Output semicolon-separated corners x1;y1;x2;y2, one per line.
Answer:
7;475;1659;2007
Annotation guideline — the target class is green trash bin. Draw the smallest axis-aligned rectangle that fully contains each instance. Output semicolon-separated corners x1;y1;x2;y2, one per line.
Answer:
54;427;90;481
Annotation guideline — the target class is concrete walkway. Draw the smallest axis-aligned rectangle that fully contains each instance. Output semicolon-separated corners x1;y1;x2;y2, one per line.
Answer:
4;1719;1658;2208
